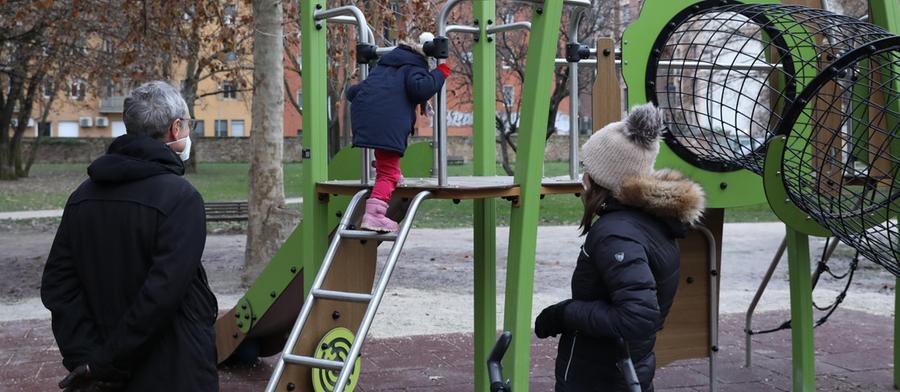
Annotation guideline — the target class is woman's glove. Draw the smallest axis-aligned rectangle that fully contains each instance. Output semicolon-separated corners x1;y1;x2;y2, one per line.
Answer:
534;299;574;338
436;63;451;78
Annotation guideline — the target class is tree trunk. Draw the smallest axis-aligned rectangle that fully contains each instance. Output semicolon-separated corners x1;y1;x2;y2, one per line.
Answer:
244;0;298;284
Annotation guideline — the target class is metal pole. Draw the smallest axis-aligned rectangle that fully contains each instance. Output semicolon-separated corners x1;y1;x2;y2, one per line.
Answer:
485;21;532;34
786;227;816;391
435;0;468;186
696;225;719;392
744;235;787;368
314;6;374;185
567;10;584;180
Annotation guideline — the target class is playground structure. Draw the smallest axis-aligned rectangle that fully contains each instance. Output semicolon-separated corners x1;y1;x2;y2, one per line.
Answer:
209;0;899;391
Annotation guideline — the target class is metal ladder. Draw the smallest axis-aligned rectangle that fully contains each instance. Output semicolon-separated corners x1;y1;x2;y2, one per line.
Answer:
265;189;432;392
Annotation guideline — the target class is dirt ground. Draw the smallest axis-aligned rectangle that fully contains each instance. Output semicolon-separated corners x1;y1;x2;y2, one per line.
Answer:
2;222;895;339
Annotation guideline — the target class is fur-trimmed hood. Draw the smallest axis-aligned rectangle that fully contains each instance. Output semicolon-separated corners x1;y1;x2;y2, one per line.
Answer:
612;168;705;225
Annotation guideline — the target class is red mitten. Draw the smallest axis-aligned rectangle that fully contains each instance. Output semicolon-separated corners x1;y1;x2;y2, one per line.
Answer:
436;63;451;78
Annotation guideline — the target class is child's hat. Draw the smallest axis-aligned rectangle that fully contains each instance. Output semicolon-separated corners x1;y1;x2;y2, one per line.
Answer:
580;103;665;193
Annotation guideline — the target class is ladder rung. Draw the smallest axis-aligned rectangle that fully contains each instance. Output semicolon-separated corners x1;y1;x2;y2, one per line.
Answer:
312;289;373;303
340;229;398;242
283;354;344;370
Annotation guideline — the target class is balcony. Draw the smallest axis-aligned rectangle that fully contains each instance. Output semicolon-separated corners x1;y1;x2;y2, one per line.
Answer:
99;96;125;113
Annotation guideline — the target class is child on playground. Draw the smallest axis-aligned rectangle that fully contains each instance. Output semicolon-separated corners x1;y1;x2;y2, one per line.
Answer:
347;32;450;232
535;103;705;391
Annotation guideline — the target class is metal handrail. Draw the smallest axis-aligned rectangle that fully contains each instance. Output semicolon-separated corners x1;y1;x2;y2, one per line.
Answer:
435;0;471;186
315;6;375;185
566;9;586;180
486;21;532;34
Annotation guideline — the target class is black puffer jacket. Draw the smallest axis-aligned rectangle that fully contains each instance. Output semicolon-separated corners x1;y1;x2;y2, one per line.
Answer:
41;134;218;391
555;170;705;392
347;44;446;155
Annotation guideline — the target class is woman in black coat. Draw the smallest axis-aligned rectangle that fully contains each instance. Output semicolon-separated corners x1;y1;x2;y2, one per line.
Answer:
535;104;705;391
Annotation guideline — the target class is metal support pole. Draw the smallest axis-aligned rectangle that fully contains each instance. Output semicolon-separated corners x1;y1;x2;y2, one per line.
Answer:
786;227;816;392
567;10;584;180
696;225;719;392
502;2;563;391
434;0;475;186
313;6;374;185
745;235;787;368
300;0;331;294
472;3;497;390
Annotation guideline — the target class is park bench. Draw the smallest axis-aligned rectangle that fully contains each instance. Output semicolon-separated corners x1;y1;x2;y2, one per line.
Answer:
204;201;249;222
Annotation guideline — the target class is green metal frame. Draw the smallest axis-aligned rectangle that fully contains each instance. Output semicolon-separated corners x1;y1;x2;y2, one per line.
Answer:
502;2;564;390
620;0;776;209
472;1;498;391
866;1;900;388
300;0;330;296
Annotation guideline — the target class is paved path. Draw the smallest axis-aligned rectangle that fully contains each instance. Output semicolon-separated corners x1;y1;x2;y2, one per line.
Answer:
1;310;893;391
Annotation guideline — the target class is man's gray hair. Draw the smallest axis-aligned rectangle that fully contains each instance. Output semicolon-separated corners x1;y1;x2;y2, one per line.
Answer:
123;81;189;139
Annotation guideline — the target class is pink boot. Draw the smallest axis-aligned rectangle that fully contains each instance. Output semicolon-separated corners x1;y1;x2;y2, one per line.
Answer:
360;198;399;232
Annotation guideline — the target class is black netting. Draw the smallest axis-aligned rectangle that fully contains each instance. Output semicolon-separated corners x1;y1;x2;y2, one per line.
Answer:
780;38;900;275
648;3;893;173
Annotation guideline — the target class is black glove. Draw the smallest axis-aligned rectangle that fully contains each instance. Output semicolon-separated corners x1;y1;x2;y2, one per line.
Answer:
59;363;128;391
535;299;574;339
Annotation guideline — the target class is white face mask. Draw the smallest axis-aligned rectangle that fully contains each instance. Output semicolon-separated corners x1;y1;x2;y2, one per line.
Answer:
166;136;192;161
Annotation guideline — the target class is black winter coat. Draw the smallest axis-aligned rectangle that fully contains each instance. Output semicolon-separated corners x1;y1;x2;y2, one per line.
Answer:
41;134;219;391
555;170;705;392
347;44;446;155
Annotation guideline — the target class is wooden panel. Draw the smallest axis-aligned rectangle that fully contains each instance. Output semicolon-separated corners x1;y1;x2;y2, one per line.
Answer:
214;308;247;363
592;37;623;130
868;59;892;185
275;238;378;391
655;208;724;367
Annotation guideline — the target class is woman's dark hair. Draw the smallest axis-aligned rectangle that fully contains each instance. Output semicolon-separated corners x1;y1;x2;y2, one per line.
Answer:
579;176;609;236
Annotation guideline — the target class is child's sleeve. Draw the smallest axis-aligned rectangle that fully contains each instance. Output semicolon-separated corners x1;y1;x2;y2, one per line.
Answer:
404;68;447;103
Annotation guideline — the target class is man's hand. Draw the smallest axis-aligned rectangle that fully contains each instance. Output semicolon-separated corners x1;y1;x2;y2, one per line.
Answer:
59;363;127;391
535;299;574;339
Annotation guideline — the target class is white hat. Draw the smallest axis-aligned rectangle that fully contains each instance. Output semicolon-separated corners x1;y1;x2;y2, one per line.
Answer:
581;103;665;193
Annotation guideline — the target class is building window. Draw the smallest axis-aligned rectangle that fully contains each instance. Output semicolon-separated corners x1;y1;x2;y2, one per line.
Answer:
231;120;245;137
463;51;474;64
214;119;228;137
69;80;86;101
224;4;237;25
42;81;54;98
502;85;515;106
102;39;114;54
297;90;302;108
191;119;205;137
38;122;51;137
222;81;237;99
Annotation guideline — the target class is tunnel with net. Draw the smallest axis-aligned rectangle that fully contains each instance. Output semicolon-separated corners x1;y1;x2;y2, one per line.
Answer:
778;36;900;275
646;2;894;173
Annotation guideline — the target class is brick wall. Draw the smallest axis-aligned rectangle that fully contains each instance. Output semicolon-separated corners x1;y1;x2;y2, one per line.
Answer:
23;134;588;164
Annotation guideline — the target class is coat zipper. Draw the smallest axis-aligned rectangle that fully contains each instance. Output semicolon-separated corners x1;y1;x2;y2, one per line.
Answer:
564;332;578;382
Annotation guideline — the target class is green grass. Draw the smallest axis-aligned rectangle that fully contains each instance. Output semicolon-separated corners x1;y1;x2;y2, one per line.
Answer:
2;162;778;225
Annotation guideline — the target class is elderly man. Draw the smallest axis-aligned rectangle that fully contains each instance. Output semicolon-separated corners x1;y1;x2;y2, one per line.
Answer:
41;81;218;391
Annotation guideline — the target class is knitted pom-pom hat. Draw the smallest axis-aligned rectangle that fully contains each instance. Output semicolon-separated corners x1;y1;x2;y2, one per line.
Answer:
581;103;665;193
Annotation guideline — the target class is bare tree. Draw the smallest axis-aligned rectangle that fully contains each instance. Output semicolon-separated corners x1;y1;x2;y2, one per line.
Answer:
245;0;298;283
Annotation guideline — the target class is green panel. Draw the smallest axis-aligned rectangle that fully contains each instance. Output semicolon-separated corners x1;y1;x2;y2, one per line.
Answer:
301;0;331;295
786;228;816;392
868;3;900;389
620;0;777;208
502;3;563;391
763;136;830;237
472;1;498;391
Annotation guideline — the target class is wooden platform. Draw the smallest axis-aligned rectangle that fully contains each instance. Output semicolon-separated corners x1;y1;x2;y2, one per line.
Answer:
317;176;583;200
